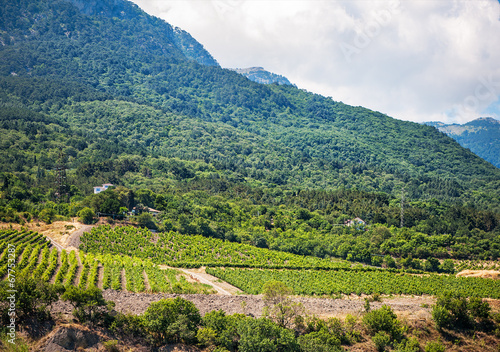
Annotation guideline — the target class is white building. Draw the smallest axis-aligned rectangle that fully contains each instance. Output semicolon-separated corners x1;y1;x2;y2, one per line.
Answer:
93;183;114;194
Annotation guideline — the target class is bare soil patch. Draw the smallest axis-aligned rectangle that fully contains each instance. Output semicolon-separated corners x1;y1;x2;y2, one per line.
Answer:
457;270;500;279
180;267;242;295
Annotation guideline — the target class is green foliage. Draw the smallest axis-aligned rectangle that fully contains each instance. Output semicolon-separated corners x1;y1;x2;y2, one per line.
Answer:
372;331;391;352
103;340;119;352
38;208;56;224
0;276;60;323
262;281;293;306
362;305;404;342
199;310;243;351
424;340;446;352
81;225;352;269
431;305;452;331
297;329;343;352
431;291;492;330
236;317;300;352
136;212;156;229
143;297;201;345
61;286;113;325
261;281;304;328
78;207;95;224
207;267;500;298
0;0;500;224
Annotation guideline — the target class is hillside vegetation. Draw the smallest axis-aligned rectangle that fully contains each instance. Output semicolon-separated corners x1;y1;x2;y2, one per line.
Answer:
0;0;499;210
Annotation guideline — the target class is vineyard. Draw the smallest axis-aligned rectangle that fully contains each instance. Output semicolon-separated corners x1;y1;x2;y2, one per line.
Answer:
4;226;500;300
206;267;500;298
80;225;352;269
0;229;214;294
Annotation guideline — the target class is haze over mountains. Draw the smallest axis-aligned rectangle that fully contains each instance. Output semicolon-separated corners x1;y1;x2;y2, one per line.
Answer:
0;0;499;210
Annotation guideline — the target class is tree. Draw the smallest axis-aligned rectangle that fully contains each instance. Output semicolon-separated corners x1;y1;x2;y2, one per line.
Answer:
137;212;156;229
262;280;292;307
143;297;201;345
78;207;95;224
262;280;303;328
62;286;113;325
38;208;56;224
0;277;61;324
439;259;455;273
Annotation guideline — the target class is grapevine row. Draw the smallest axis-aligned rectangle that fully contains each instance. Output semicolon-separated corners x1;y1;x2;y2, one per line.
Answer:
206;267;500;299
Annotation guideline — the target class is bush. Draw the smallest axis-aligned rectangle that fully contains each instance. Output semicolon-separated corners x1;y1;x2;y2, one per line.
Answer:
200;311;243;351
38;208;56;224
362;305;403;341
431;291;491;329
372;331;391;352
62;286;114;325
395;337;420;352
298;329;342;352
78;207;95;224
424;340;446;352
468;297;491;322
103;340;119;352
143;297;201;345
137;212;156;229
431;305;452;330
237;317;299;352
0;276;61;324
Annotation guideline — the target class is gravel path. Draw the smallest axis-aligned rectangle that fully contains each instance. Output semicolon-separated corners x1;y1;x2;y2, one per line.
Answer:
66;224;93;249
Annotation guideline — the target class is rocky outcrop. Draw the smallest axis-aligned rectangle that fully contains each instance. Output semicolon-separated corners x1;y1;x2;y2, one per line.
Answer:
37;325;101;352
231;67;293;85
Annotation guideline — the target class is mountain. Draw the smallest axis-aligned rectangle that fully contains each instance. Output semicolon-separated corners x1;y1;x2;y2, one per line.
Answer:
231;67;293;85
1;0;500;210
426;118;500;168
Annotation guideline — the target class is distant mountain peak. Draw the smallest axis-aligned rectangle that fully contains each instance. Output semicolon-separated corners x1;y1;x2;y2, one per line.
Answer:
424;117;500;168
66;0;218;66
469;117;500;124
231;67;293;86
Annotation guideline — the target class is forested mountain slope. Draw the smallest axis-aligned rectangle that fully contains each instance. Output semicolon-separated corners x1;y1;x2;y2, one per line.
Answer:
0;0;499;210
426;118;500;169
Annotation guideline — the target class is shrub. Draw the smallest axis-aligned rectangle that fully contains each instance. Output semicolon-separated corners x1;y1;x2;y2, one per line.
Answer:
78;207;95;224
372;331;391;352
431;305;452;330
62;286;113;325
468;297;491;322
362;305;403;341
395;337;420;352
103;340;119;352
38;208;56;224
237;317;299;352
431;291;491;329
143;297;201;345
298;329;342;352
424;340;446;352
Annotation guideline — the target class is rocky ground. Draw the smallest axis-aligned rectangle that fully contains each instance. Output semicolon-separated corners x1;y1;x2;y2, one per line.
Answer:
50;290;435;322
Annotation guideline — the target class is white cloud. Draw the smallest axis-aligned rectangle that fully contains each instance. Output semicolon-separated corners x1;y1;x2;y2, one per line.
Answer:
130;0;500;124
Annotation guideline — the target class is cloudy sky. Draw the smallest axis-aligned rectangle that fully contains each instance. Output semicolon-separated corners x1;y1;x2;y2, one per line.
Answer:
130;0;500;124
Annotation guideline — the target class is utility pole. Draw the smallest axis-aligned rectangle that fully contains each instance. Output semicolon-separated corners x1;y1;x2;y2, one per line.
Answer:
400;187;405;228
55;148;68;203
